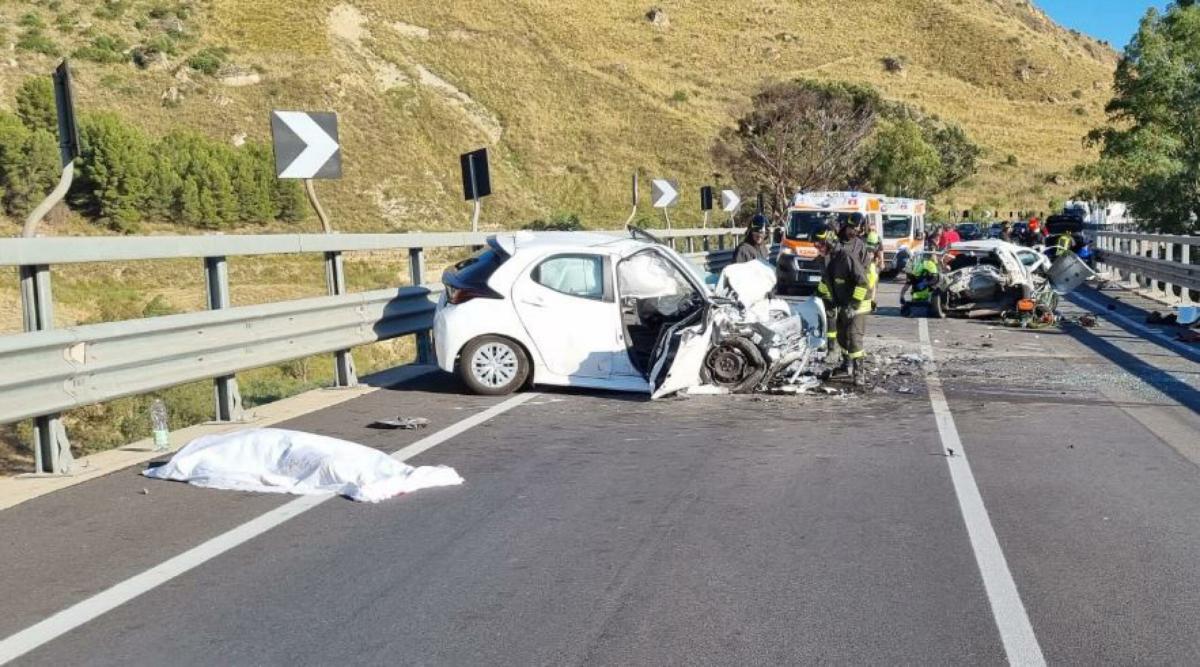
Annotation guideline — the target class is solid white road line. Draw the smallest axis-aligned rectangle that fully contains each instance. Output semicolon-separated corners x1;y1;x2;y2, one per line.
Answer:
1069;291;1200;360
0;392;540;665
919;319;1046;667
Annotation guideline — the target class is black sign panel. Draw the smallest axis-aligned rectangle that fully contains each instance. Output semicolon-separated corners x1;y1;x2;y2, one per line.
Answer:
53;61;80;165
700;186;713;211
460;148;491;201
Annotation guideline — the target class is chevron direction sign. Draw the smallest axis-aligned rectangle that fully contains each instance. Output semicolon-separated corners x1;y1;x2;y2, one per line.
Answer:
270;111;342;179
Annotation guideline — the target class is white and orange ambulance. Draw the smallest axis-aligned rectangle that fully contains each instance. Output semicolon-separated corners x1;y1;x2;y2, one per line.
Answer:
879;197;926;276
775;191;885;295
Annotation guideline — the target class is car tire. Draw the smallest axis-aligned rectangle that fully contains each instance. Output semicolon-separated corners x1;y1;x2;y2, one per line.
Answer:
458;335;530;396
930;290;947;319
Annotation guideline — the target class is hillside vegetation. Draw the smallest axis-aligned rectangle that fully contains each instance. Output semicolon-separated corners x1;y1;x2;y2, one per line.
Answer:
0;0;1117;236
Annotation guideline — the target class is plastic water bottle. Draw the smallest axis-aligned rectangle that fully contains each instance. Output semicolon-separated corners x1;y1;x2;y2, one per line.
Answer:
150;399;170;452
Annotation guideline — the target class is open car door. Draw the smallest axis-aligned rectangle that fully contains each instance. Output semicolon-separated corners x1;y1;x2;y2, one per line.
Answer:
648;309;712;399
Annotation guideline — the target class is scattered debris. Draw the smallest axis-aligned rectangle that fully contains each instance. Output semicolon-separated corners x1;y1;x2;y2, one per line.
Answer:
946;448;955;457
140;487;149;495
369;417;430;430
1178;330;1200;344
1079;313;1098;328
1146;311;1178;325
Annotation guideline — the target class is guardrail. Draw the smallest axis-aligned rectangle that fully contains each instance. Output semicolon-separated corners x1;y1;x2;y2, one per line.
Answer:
1094;231;1198;304
0;227;742;473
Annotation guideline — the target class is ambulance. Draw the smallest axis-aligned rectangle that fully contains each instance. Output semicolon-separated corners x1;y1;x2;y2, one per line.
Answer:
879;197;926;276
775;191;885;295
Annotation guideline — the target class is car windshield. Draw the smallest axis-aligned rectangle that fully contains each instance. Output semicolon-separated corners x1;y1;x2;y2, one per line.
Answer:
882;215;912;239
787;211;857;240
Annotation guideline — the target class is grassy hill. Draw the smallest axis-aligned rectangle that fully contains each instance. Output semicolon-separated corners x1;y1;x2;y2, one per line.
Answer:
0;0;1117;236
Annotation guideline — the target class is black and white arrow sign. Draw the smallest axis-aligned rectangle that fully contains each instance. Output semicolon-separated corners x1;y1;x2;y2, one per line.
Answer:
721;190;742;213
270;111;342;180
651;179;679;208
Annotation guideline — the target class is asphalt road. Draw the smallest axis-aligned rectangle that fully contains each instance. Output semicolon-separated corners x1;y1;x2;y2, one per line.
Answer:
1;282;1198;665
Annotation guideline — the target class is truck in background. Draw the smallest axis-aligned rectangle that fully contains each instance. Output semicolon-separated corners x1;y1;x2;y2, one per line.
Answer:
775;191;885;295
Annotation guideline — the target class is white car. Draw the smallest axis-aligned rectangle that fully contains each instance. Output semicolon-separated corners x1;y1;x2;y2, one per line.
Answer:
433;230;826;396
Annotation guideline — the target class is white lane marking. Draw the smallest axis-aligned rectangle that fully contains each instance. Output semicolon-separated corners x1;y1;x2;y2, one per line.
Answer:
0;392;540;665
1070;292;1200;360
919;319;1046;667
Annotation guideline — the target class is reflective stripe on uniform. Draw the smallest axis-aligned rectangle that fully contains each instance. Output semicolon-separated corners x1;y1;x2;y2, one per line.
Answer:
848;349;866;360
852;286;868;301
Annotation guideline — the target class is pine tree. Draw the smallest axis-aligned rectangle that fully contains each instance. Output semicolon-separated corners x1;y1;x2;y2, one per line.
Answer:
77;113;153;231
15;77;56;134
4;129;59;217
275;179;308;223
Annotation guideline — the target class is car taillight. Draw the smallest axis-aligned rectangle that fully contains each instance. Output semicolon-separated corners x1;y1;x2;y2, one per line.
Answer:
447;287;498;305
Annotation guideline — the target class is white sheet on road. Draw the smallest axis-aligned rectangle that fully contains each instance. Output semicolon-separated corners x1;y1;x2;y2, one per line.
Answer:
143;428;463;502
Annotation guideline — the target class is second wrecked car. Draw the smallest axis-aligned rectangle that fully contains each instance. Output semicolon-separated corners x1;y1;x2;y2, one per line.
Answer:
434;230;826;398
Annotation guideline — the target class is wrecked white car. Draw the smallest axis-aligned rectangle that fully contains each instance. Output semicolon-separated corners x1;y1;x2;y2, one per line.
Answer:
434;229;826;397
924;240;1053;319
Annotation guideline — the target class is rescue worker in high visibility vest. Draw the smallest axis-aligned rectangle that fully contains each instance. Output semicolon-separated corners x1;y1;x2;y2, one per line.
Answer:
811;222;842;364
862;217;883;312
818;218;871;386
900;253;940;316
1054;229;1073;258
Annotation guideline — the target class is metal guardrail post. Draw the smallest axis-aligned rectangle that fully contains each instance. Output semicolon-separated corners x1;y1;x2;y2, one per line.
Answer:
325;251;358;387
204;256;243;422
19;264;73;474
409;247;433;364
1183;242;1195;305
1161;242;1176;302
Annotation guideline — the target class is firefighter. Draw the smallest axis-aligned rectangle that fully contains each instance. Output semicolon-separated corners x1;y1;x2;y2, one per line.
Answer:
818;217;871;386
861;216;884;312
811;222;841;364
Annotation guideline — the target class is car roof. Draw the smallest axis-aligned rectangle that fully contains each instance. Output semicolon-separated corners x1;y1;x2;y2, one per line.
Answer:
490;231;653;257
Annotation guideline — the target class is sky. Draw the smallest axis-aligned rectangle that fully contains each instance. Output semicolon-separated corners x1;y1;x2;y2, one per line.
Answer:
1037;0;1169;48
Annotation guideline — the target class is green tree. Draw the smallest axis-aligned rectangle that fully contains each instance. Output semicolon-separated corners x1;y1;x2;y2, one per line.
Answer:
2;129;59;218
860;119;942;198
275;179;307;223
76;113;154;231
233;144;276;223
712;79;881;216
1082;3;1200;232
15;77;56;134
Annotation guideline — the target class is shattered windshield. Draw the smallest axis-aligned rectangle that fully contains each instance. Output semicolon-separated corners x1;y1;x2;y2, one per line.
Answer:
882;215;913;239
787;211;856;240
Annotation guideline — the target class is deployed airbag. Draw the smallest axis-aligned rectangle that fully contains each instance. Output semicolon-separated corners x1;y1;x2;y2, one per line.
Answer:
143;428;463;502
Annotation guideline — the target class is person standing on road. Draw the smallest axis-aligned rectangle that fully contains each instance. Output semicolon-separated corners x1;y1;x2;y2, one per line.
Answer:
817;218;871;386
862;216;884;312
734;214;770;264
1000;221;1013;243
939;224;961;250
811;222;842;365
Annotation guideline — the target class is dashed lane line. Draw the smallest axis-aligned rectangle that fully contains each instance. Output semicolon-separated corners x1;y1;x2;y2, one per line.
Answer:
919;319;1046;667
0;392;540;665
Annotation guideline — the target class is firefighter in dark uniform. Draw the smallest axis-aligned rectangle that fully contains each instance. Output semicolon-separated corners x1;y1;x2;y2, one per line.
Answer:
810;222;841;364
817;217;871;386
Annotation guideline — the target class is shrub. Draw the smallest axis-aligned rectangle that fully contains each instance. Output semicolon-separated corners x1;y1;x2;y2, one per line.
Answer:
187;47;229;76
73;35;130;63
17;29;60;56
19;13;45;29
524;212;585;231
93;1;128;20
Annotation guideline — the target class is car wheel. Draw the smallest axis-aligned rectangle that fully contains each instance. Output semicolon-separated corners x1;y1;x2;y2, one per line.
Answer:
458;335;530;396
930;290;947;319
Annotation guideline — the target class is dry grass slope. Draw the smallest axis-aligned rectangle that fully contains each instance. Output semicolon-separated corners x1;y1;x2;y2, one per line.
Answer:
0;0;1115;234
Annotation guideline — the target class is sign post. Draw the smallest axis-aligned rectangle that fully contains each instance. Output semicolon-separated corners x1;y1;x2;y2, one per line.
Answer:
20;60;80;474
651;178;679;229
460;148;491;232
625;171;639;227
271;110;354;387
